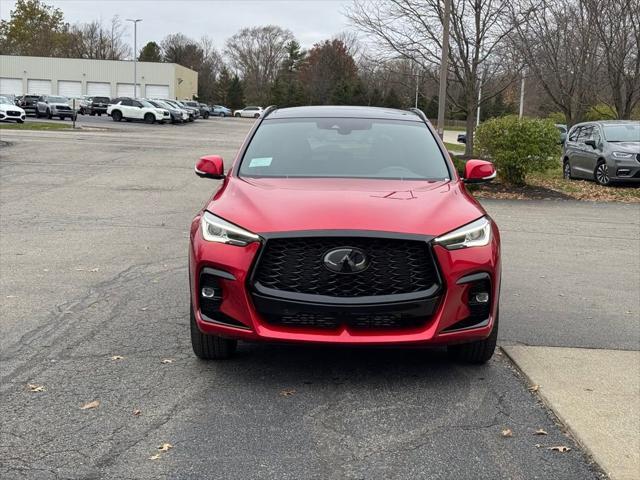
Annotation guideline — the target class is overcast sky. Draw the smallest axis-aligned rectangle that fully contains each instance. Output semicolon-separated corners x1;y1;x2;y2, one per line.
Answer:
1;0;355;52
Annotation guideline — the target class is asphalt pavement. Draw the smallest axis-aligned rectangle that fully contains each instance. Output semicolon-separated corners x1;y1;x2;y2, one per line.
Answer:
1;116;632;479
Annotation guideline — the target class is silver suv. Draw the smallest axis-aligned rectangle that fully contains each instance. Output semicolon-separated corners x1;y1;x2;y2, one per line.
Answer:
563;121;640;185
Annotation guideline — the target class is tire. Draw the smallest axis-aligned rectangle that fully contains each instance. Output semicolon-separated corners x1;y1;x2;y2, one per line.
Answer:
190;307;237;360
253;113;259;118
144;113;155;124
220;112;226;118
46;109;53;119
35;109;41;118
235;113;241;117
447;309;499;364
563;159;573;180
111;110;122;122
17;119;24;124
594;160;611;186
98;113;102;116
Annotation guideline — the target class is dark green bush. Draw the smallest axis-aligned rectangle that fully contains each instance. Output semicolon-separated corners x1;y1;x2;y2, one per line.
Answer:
475;116;561;185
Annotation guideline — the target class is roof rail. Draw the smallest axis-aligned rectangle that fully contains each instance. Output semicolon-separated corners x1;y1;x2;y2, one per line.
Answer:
409;107;430;124
262;105;278;119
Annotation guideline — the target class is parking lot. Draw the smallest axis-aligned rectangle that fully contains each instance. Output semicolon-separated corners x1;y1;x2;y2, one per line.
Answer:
1;118;638;479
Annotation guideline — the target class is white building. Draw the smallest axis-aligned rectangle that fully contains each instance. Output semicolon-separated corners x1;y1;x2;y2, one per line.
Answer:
0;55;198;99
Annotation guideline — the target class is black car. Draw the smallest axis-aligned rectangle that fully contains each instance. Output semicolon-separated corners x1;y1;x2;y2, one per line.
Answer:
17;95;40;116
182;100;208;119
89;96;110;116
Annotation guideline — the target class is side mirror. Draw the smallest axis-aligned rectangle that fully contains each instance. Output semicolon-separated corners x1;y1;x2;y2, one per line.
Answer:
463;159;496;184
195;155;225;179
584;139;597;149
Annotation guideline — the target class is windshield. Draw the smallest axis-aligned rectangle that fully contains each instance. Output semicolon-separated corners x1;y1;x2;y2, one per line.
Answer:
48;96;68;103
139;100;155;108
603;124;640;142
93;97;109;102
238;118;450;181
0;96;10;104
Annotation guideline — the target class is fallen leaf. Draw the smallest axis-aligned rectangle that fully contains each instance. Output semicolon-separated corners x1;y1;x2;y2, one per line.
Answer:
501;428;513;437
535;443;542;448
280;388;296;397
528;384;540;392
80;400;100;410
133;409;142;416
27;384;45;393
160;359;173;364
158;443;173;452
549;446;571;453
534;429;548;436
149;453;161;460
140;307;148;311
111;355;124;361
90;268;100;272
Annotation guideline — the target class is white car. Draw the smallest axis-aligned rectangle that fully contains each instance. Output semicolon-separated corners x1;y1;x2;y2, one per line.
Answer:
233;106;264;118
107;98;170;124
0;95;26;123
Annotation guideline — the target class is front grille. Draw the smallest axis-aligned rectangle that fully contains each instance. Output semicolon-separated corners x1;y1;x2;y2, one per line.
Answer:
265;312;425;330
253;236;438;298
7;111;21;117
56;106;71;111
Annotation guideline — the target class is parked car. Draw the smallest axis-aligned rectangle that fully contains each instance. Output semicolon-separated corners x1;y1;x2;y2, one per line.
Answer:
87;96;111;116
199;103;211;119
107;98;169;124
563;120;640;185
146;99;187;124
175;101;200;120
457;132;467;144
16;94;40;116
70;95;92;114
181;101;209;119
188;105;500;363
556;124;568;144
234;106;264;118
0;95;26;123
35;95;75;120
210;105;232;117
158;99;194;122
0;93;17;105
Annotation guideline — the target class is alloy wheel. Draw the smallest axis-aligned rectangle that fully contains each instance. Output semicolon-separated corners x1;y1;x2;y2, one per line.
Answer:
563;161;571;180
595;163;610;185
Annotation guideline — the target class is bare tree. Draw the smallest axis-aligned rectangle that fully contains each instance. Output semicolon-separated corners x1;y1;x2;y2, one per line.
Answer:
509;0;600;125
348;0;518;155
67;16;130;60
585;0;640;119
225;25;294;104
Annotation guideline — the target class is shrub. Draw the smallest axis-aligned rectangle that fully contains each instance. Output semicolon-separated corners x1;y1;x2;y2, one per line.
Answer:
584;104;617;121
546;112;566;124
475;116;561;186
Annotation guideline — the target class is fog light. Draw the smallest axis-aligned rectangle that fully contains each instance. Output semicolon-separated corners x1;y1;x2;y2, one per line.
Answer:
474;292;490;303
201;287;219;299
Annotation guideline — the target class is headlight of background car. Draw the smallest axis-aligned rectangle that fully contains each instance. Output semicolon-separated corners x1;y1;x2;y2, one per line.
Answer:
201;211;260;246
434;217;492;250
612;151;634;159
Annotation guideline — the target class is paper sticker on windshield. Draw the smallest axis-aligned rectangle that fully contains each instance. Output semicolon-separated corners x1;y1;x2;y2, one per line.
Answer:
249;157;272;167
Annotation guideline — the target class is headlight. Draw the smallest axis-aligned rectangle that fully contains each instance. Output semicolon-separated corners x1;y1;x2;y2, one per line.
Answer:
201;211;260;246
612;151;634;159
434;217;492;250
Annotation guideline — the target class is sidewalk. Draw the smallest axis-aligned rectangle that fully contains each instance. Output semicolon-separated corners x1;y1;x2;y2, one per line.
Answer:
503;346;640;480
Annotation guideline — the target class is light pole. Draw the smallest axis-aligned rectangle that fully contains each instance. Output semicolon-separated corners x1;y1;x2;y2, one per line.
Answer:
437;0;451;139
519;72;526;118
126;18;142;97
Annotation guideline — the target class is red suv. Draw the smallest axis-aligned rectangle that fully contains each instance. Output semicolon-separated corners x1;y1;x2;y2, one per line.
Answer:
189;106;500;363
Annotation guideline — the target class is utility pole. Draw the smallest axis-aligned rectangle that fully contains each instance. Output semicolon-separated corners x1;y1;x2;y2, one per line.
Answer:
414;72;419;109
519;73;526;118
126;18;143;97
437;0;451;139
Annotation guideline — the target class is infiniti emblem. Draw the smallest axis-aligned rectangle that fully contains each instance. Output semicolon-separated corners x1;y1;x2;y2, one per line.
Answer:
323;247;369;274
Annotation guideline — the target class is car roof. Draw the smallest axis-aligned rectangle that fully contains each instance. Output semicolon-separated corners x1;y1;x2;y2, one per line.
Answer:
267;105;422;122
573;120;640;127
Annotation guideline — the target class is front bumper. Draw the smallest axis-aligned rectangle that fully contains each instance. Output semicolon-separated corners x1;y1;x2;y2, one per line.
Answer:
189;217;501;346
609;156;640;182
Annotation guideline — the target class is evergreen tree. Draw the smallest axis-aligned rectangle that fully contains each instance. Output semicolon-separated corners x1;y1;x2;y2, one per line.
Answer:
383;88;402;108
227;75;244;110
138;41;162;62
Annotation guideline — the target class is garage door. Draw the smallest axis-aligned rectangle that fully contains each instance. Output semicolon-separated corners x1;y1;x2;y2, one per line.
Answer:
87;82;111;97
58;80;82;97
0;77;23;95
116;83;141;98
145;84;170;99
27;79;52;95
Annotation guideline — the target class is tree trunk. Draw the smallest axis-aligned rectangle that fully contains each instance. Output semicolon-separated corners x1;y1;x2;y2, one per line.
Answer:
464;111;475;157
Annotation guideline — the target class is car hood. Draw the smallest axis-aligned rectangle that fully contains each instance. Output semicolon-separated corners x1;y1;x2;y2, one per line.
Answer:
206;177;486;237
49;102;70;107
610;142;640;153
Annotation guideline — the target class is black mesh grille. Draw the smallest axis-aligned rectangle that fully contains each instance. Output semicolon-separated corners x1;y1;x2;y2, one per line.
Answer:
264;312;425;330
253;236;438;297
